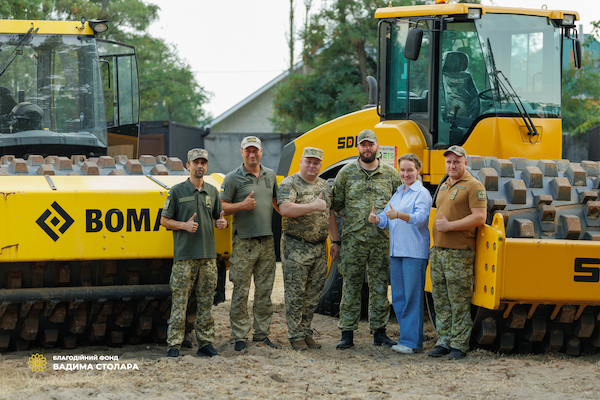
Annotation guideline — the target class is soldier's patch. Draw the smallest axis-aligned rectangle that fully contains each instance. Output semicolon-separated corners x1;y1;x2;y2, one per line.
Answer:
179;196;195;203
163;191;172;211
455;185;466;190
477;190;486;201
205;195;211;209
440;185;448;190
450;189;458;200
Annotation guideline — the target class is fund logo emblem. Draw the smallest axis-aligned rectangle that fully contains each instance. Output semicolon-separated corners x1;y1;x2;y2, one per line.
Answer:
28;353;47;372
36;202;74;241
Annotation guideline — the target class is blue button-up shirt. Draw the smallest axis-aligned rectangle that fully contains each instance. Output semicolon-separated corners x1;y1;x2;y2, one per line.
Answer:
376;179;432;260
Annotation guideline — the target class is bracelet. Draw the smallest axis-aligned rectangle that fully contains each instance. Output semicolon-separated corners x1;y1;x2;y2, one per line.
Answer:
396;211;399;219
332;240;341;245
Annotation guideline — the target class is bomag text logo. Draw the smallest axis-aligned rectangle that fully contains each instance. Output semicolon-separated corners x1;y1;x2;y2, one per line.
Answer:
86;208;163;233
36;202;75;242
28;353;47;372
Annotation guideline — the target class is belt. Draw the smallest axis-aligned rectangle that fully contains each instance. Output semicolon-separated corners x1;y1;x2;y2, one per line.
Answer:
246;235;272;242
284;232;327;245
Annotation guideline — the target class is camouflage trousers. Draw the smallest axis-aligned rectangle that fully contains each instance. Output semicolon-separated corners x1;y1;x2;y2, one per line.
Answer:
281;234;328;343
337;233;391;331
229;236;276;341
167;258;217;350
430;246;475;353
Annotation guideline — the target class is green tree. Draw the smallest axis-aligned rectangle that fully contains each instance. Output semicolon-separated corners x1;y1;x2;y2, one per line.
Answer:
562;25;600;135
0;0;210;125
272;0;480;134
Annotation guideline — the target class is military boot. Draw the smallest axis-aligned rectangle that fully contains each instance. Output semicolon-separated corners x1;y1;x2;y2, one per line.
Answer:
373;328;396;347
336;331;354;349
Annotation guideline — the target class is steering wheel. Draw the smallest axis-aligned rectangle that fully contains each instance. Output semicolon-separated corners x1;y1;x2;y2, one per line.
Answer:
478;88;494;100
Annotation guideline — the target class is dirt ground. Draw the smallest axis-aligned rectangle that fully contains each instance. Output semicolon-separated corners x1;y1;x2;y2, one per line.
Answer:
1;264;599;400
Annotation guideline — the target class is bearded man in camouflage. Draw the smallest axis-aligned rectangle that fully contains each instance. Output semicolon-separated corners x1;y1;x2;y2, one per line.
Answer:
332;129;402;349
161;148;228;358
277;147;340;351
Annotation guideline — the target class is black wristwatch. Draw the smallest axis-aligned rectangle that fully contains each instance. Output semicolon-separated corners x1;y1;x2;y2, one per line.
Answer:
332;240;341;246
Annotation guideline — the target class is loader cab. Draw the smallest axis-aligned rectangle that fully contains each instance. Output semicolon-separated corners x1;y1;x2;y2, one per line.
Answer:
377;8;578;151
0;20;140;158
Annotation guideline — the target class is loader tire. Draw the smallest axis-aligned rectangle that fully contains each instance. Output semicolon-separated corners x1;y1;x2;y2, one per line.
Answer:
315;258;344;317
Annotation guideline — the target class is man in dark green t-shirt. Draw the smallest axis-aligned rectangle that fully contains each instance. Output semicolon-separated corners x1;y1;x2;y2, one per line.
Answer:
220;136;279;352
161;148;228;358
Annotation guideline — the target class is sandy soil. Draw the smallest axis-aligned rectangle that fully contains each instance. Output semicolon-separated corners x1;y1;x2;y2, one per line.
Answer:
1;264;599;400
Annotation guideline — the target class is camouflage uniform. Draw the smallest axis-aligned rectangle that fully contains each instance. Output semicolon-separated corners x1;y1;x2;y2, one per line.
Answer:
167;259;217;349
228;236;277;341
278;172;331;343
332;159;401;331
429;247;474;353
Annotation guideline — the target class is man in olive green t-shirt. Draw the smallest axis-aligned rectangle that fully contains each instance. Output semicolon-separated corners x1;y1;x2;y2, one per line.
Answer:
220;136;279;352
161;148;228;358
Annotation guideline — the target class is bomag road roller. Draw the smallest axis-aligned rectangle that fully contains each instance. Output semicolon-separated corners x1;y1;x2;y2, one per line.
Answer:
277;2;600;355
0;19;231;351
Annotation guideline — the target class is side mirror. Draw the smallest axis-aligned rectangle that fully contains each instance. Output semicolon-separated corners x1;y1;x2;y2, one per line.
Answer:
573;38;582;69
404;27;423;61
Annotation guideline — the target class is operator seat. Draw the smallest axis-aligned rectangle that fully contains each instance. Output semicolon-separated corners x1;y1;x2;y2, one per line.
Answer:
440;51;480;129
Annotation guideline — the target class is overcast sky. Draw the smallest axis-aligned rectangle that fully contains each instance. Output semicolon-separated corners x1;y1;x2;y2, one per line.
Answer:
147;0;599;121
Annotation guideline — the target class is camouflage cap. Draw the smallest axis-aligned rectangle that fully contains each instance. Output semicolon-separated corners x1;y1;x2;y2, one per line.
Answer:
241;136;262;150
187;148;208;162
301;147;324;161
443;145;467;159
357;129;378;144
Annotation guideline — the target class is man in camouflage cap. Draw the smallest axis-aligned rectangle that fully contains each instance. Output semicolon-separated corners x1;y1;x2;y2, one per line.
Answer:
332;129;402;349
161;148;228;358
277;147;340;351
428;145;486;360
220;136;280;351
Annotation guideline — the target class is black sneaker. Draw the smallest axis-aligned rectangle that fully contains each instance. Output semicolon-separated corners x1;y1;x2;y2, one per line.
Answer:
234;340;247;352
253;337;280;349
197;344;219;357
167;348;179;357
447;348;466;360
427;345;450;357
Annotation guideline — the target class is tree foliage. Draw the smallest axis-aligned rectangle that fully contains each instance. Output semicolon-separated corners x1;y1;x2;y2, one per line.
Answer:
272;0;481;134
562;33;600;135
0;0;210;125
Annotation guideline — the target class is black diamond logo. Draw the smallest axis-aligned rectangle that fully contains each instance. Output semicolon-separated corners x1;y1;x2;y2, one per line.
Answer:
36;202;75;241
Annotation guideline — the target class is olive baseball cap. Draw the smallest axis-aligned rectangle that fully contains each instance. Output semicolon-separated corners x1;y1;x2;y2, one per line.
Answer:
443;145;467;158
302;147;324;160
187;148;208;162
241;136;262;150
357;129;378;144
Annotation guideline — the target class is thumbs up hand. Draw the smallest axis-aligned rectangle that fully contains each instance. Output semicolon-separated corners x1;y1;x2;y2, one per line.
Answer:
386;204;398;220
242;191;256;210
368;206;379;224
185;212;198;233
216;211;228;230
313;192;327;212
436;211;450;232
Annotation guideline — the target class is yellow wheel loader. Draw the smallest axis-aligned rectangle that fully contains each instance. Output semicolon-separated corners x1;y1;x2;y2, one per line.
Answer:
0;20;232;351
277;3;600;355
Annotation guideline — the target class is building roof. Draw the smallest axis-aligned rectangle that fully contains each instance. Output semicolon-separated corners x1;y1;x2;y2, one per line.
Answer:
210;60;304;127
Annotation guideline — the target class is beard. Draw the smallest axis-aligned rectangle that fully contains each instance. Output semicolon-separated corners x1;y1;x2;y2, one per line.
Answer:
359;152;376;164
194;168;205;178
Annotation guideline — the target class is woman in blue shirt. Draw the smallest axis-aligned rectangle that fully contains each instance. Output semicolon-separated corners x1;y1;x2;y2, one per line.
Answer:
368;153;432;354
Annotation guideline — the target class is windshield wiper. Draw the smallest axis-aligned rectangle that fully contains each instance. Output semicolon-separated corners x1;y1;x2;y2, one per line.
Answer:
0;27;39;78
486;39;539;136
